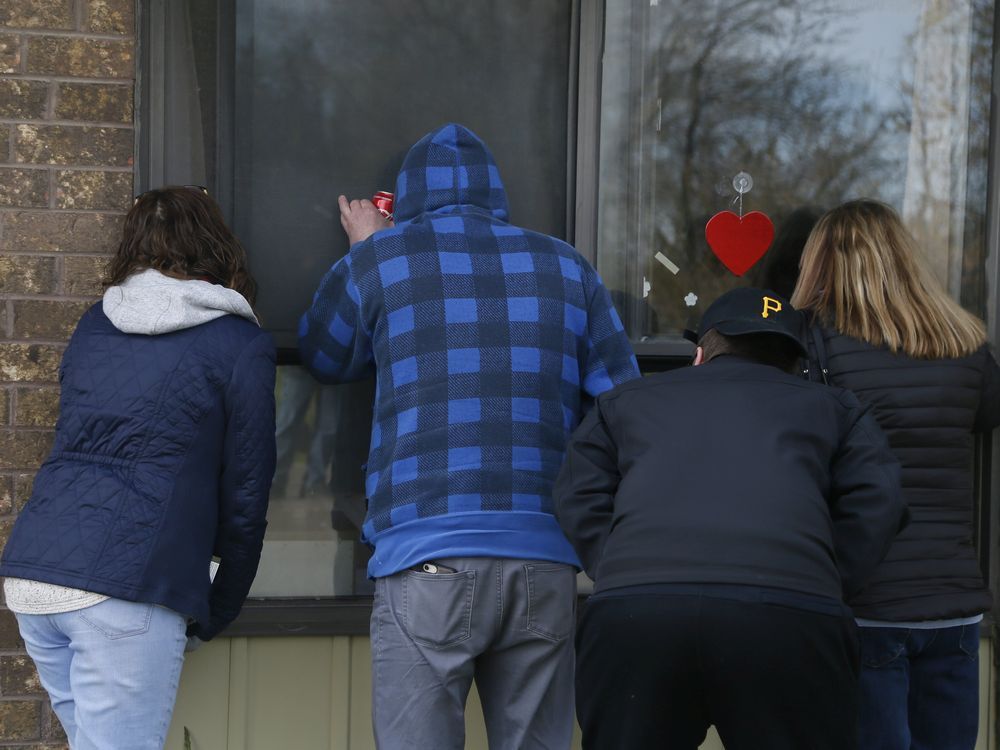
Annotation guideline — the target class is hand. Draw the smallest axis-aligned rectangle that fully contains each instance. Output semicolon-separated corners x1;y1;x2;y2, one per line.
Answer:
338;195;393;246
185;635;206;653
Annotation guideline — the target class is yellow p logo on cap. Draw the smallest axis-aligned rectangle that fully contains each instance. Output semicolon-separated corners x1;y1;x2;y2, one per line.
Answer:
762;296;782;318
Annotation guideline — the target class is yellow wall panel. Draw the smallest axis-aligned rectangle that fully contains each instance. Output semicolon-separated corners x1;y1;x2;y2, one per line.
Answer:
245;638;341;750
330;638;353;749
165;639;231;750
168;635;994;749
348;637;375;750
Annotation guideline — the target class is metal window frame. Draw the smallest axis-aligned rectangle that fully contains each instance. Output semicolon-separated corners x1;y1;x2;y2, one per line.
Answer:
983;12;1000;730
982;6;1000;740
136;0;587;635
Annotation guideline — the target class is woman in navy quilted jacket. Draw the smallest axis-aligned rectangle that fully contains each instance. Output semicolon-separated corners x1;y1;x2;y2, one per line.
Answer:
0;187;276;750
792;199;1000;750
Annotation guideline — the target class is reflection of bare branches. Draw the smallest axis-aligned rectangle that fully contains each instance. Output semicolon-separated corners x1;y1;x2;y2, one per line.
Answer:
604;0;921;334
653;0;897;258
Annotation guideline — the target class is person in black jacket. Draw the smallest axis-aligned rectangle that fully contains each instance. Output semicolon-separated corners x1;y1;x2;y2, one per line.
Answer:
791;199;1000;750
553;287;906;750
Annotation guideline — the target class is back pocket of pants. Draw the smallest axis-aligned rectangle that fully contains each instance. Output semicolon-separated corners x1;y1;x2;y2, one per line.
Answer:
79;598;154;640
524;564;576;642
958;622;980;661
858;627;908;669
402;571;476;649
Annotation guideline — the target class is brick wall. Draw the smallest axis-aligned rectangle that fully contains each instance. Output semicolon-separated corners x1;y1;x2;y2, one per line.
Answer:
0;0;134;745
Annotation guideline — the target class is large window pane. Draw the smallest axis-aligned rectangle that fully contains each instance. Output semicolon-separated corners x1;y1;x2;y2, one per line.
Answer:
235;0;573;349
250;367;374;597
145;0;574;599
233;0;574;596
598;0;996;344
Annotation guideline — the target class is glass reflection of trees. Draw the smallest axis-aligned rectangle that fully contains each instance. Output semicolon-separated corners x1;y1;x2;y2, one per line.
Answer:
598;0;995;339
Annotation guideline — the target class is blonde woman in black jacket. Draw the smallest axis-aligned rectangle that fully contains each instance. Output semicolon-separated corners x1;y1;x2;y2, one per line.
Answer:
792;199;1000;750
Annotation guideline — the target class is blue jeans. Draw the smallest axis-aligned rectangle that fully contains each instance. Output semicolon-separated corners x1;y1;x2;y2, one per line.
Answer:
858;623;979;750
15;598;187;750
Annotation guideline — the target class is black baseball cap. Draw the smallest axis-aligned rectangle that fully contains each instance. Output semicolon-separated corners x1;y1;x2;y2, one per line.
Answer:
683;287;807;356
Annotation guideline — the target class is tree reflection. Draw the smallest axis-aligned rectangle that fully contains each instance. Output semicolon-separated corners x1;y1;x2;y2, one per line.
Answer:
599;0;994;336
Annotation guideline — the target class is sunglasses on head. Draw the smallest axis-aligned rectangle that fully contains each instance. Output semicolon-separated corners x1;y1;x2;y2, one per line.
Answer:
133;184;209;206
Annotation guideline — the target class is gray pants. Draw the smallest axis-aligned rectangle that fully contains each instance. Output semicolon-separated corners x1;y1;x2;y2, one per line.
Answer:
370;557;577;749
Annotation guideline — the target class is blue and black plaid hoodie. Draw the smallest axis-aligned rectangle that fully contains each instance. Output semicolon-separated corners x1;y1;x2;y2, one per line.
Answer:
300;124;639;577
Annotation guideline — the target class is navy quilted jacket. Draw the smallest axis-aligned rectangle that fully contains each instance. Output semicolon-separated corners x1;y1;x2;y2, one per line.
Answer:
807;328;1000;621
0;304;276;640
299;124;640;577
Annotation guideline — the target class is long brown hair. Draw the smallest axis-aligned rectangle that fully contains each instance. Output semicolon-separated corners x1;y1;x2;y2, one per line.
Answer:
105;186;257;305
790;199;985;359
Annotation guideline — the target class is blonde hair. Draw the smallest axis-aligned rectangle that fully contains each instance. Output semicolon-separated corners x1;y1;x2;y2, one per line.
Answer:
790;199;986;359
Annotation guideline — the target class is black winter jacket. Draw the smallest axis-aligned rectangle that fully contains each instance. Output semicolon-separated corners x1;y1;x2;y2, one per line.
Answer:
553;356;906;602
807;328;1000;621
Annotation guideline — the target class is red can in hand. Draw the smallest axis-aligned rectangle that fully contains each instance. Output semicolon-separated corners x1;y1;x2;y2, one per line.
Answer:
372;191;394;221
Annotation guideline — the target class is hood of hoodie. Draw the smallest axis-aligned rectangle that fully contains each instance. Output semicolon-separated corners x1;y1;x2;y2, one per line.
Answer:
102;268;258;335
393;123;510;225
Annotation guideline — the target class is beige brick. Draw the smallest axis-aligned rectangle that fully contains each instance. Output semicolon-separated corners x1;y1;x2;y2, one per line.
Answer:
18;392;59;434
0;33;21;74
86;0;133;36
0;256;58;294
0;656;43;695
15;387;61;428
0;79;48;119
0;473;11;513
2;212;123;254
16;125;133;167
55;170;131;210
0;699;40;741
0;431;53;470
0;517;11;551
25;36;133;78
0;608;23;648
63;255;108;295
0;344;63;383
41;704;67;742
0;1;74;30
11;301;88;340
55;82;132;123
0;169;49;208
14;472;34;512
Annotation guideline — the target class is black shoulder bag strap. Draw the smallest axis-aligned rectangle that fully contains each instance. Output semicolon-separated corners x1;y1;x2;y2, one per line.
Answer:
809;325;830;386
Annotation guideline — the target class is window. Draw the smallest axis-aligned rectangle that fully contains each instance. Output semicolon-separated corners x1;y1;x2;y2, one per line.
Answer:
139;0;577;601
594;0;996;354
234;0;575;349
138;0;1000;628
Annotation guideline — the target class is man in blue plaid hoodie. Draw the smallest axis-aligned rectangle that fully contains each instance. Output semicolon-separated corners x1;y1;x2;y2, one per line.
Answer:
300;124;639;748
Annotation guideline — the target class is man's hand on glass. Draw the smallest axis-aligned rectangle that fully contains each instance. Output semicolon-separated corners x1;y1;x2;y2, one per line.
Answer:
339;194;393;246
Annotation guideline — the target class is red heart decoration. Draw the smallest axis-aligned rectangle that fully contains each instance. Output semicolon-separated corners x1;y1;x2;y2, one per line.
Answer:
705;210;775;277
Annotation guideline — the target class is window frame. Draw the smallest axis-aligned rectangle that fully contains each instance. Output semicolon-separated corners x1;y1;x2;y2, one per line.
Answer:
135;0;588;633
981;2;1000;630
